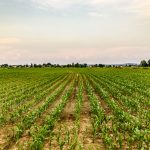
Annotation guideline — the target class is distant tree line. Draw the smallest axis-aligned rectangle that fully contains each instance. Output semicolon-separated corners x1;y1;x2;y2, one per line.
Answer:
0;63;86;68
30;63;89;68
0;63;106;68
140;59;150;67
0;59;150;68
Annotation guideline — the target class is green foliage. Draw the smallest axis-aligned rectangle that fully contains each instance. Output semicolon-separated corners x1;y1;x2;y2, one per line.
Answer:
140;60;148;67
0;68;149;149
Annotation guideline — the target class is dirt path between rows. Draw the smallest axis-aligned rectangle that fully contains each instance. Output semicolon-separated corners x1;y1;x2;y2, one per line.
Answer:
79;89;105;150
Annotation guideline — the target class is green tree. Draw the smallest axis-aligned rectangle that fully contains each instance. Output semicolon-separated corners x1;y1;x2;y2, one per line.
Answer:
1;64;8;67
99;64;105;68
75;63;80;67
148;59;150;67
140;60;148;67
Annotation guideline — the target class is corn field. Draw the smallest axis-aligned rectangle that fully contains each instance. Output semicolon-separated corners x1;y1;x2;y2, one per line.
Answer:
0;68;150;150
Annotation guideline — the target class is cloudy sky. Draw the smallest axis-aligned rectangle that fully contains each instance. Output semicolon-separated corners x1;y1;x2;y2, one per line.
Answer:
0;0;150;64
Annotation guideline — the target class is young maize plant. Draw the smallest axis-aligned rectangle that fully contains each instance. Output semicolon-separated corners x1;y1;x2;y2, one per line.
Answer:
30;78;76;149
74;78;83;130
85;78;107;144
68;127;78;150
56;126;66;150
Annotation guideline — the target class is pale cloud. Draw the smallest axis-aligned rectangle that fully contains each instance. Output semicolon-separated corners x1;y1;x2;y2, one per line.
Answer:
0;47;22;62
0;45;149;64
125;0;150;18
30;0;79;10
88;0;123;5
89;0;150;18
0;1;149;64
16;0;149;18
0;37;23;63
88;12;105;17
29;0;121;9
0;37;21;45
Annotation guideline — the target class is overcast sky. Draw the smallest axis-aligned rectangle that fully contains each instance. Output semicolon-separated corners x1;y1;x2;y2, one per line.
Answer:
0;0;150;64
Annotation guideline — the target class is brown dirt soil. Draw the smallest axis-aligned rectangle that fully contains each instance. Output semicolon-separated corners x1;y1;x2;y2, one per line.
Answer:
79;90;105;150
0;125;14;149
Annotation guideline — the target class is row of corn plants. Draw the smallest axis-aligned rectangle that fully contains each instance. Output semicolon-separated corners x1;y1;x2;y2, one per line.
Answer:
0;76;49;103
89;74;147;113
88;73;149;128
2;75;74;150
93;70;150;101
7;74;69;124
0;74;61;110
83;76;115;149
46;76;82;150
86;75;149;149
0;74;66;125
91;72;149;108
29;77;77;149
74;77;83;130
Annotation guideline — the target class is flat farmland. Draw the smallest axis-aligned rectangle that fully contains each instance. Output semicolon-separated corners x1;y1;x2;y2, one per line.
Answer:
0;68;149;150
